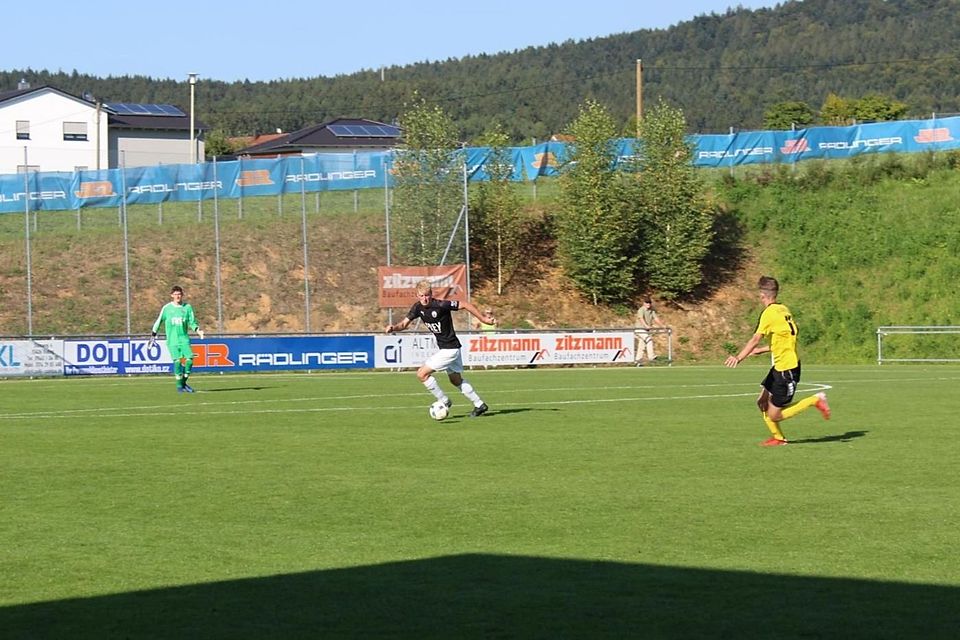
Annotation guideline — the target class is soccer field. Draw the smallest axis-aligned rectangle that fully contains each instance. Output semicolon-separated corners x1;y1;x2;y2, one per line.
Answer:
1;365;958;638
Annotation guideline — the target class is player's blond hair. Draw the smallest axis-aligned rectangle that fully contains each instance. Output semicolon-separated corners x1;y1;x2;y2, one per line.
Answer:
415;280;433;295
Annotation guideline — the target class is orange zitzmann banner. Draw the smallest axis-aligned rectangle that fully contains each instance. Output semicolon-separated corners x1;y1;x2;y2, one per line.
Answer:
378;265;467;308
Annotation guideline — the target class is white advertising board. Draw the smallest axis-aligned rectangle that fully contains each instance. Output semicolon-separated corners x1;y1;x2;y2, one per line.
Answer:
0;339;65;377
374;331;635;368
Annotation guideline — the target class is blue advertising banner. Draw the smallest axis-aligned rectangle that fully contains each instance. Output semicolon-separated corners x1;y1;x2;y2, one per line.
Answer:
516;142;568;180
5;116;960;214
465;147;493;181
0;170;74;212
63;336;375;376
196;335;374;373
690;118;960;167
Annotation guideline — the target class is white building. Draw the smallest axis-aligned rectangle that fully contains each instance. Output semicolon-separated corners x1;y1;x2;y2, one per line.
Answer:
0;82;204;175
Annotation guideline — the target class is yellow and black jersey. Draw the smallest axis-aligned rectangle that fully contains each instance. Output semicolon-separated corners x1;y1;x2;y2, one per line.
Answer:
755;302;799;371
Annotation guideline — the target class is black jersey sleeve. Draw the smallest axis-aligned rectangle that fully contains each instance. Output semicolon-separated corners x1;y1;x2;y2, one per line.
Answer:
405;302;422;321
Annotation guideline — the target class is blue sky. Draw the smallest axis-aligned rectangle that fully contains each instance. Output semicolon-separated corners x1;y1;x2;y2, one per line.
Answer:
5;1;780;83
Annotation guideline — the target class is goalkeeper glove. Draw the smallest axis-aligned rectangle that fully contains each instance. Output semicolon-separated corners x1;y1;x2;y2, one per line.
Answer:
197;329;205;340
149;332;157;348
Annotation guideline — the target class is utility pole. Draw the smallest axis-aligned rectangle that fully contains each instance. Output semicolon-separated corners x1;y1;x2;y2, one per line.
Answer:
95;100;102;170
635;59;643;138
188;73;198;163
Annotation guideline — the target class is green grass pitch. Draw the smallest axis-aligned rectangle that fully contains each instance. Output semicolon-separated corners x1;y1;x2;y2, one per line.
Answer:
1;365;958;638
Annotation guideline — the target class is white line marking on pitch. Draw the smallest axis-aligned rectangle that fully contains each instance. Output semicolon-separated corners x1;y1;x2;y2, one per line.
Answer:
0;385;832;420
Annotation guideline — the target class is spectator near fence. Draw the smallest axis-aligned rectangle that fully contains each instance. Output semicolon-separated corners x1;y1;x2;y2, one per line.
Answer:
635;297;664;366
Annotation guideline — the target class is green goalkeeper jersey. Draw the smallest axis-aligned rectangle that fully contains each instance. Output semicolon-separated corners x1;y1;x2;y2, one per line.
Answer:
152;302;199;344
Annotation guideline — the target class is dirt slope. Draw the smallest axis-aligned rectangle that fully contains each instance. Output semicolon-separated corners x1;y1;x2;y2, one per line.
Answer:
0;211;758;362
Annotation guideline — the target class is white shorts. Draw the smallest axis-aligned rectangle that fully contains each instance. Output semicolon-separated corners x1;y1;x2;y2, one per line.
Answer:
425;348;464;373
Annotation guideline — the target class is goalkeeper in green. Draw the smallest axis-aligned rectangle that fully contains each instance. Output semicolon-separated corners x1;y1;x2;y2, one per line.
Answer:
151;285;204;393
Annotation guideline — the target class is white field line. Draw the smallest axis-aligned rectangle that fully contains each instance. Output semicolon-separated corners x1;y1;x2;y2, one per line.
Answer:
0;381;832;421
4;370;960;420
1;367;954;391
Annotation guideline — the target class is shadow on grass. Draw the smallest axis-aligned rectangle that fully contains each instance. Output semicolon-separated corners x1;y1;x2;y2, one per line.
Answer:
485;407;547;416
441;408;550;422
202;386;277;393
792;430;869;445
3;554;957;639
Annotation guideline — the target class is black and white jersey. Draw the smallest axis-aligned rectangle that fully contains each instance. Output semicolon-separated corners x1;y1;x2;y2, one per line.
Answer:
406;299;461;349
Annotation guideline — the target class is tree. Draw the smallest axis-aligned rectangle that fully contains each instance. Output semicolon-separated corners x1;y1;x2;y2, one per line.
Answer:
820;92;909;125
392;96;464;266
853;93;908;122
763;101;816;130
470;123;526;294
819;93;856;125
203;129;237;159
557;99;638;304
634;99;714;300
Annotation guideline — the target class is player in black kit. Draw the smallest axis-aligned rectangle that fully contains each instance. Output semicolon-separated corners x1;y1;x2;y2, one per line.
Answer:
385;280;497;417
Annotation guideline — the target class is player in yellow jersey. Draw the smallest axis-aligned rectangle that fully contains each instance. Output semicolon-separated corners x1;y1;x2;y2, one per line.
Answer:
724;276;831;446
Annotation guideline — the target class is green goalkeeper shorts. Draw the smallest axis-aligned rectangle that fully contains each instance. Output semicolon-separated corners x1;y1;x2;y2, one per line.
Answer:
167;341;195;362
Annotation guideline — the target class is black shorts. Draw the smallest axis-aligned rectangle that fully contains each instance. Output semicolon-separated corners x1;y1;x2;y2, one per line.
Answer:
761;363;801;408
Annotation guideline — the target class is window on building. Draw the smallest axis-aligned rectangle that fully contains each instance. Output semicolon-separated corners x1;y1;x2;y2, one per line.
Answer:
17;165;41;173
74;166;88;172
16;120;30;140
63;121;88;141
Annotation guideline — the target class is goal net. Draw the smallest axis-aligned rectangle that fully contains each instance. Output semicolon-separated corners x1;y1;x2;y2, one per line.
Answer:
876;326;960;364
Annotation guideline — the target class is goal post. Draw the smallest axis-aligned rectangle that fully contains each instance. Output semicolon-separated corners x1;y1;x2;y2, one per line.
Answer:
876;326;960;364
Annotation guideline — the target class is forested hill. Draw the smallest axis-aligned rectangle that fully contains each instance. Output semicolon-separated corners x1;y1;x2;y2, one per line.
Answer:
5;0;960;141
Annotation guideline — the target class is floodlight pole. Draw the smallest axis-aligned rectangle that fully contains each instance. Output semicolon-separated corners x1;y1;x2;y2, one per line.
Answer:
188;73;198;163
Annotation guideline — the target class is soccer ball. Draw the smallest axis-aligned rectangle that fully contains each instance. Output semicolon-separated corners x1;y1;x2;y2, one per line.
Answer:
429;401;449;421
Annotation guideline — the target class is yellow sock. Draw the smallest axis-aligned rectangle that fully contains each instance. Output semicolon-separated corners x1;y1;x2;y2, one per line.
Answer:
763;413;785;440
781;395;818;420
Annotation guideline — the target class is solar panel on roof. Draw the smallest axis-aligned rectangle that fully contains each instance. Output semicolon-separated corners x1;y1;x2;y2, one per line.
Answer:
158;104;186;116
105;102;186;117
328;123;401;138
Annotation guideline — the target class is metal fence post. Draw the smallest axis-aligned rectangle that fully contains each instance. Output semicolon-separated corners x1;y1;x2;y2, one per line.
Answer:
300;156;311;333
120;151;132;336
22;146;33;336
213;157;224;334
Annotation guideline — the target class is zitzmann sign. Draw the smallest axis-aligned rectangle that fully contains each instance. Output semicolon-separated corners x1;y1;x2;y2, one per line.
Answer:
374;331;635;368
465;331;635;366
378;265;467;308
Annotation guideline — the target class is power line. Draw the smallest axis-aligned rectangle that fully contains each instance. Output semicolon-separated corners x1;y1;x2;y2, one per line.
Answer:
653;54;960;73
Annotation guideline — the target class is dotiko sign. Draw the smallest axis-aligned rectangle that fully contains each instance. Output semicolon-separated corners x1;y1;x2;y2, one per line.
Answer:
63;339;166;375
